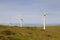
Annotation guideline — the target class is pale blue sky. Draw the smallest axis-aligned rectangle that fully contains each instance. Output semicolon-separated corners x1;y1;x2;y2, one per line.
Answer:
0;0;60;25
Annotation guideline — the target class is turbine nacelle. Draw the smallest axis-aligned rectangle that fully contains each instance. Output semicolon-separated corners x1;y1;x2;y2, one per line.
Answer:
41;12;47;17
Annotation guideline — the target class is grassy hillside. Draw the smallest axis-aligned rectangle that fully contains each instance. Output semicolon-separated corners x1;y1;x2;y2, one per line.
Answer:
0;25;60;40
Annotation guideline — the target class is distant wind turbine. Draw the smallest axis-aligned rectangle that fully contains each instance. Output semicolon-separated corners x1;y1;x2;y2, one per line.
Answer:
16;17;23;27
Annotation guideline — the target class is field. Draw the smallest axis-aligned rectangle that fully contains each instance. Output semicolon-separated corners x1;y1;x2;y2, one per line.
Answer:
0;25;60;40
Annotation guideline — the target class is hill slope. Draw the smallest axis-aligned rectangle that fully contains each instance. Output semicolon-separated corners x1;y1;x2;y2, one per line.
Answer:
0;25;60;40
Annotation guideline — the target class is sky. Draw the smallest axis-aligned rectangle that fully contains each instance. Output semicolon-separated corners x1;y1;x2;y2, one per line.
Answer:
0;0;60;25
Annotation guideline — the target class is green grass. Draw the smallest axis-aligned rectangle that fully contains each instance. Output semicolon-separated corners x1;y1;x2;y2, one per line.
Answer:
0;25;60;40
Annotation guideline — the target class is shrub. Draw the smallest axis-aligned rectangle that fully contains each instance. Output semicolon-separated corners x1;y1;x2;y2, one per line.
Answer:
1;30;15;35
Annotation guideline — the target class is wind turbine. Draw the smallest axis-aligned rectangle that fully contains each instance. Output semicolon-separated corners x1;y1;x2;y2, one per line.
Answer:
42;12;46;30
16;17;23;27
20;17;23;27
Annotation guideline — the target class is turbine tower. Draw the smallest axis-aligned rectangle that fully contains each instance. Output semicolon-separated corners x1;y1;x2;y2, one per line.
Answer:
42;13;46;30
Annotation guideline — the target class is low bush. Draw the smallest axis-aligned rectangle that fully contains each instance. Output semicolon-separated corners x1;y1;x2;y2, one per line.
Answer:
1;30;15;35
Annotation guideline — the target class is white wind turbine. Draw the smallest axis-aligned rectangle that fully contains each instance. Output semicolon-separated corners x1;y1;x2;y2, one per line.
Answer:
42;12;46;30
16;17;23;27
